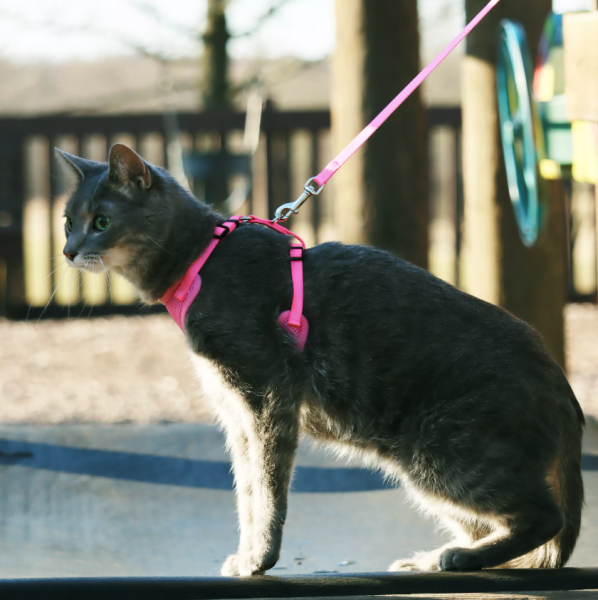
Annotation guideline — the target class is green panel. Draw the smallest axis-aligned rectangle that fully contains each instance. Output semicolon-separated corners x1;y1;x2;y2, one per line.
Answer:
546;127;573;164
541;96;572;165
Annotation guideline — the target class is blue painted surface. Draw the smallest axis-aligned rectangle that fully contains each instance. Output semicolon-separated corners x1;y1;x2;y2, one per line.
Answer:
0;422;596;579
0;439;595;493
0;439;393;493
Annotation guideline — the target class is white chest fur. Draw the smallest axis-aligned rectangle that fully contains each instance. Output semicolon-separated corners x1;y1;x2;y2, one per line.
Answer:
189;353;255;432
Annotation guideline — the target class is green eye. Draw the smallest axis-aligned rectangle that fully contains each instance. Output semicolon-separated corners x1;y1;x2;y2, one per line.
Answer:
94;215;110;231
66;217;73;232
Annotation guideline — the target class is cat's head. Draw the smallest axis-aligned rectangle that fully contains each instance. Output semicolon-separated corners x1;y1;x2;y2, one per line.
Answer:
56;144;180;294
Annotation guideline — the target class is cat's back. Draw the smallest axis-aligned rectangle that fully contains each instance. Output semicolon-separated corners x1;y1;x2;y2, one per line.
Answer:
302;241;580;424
303;240;523;346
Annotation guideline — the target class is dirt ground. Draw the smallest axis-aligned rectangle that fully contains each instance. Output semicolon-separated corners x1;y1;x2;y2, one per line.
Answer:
0;304;597;424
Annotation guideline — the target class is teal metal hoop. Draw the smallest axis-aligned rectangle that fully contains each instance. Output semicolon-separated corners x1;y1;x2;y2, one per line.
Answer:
497;20;540;247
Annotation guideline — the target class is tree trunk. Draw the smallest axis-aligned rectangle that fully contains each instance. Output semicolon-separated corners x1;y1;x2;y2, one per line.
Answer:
462;0;566;367
332;0;428;268
201;0;230;213
203;0;230;109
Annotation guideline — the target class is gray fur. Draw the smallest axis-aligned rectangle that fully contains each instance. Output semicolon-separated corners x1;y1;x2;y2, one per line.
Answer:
59;145;585;576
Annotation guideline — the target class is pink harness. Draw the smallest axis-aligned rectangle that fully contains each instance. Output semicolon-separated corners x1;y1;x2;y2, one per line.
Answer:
159;216;309;351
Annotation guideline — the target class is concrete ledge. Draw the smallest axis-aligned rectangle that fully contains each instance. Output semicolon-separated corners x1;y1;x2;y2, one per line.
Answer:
1;569;598;600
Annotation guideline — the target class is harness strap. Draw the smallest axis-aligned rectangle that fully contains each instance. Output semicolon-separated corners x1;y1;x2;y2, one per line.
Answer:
159;219;239;330
173;221;239;303
288;245;304;328
231;215;306;249
160;215;308;350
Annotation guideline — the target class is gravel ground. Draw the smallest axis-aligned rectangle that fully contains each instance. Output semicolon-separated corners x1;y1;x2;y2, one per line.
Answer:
0;304;597;423
0;313;210;424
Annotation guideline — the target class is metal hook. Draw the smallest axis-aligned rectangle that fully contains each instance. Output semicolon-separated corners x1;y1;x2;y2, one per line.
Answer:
272;177;325;223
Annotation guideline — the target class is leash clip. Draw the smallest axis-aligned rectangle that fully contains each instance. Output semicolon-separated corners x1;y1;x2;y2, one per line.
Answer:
272;177;325;223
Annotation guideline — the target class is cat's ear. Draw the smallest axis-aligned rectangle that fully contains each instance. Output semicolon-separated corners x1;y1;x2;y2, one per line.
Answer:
108;144;151;190
54;149;86;186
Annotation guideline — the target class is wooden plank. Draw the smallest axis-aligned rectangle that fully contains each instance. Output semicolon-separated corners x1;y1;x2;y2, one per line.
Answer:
1;569;598;600
0;109;460;138
0;112;331;138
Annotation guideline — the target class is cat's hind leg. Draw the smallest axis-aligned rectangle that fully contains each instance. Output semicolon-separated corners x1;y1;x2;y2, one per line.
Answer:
438;494;564;571
388;506;491;572
390;483;563;572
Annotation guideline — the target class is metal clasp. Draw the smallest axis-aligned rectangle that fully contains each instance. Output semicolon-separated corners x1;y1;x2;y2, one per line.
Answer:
272;177;325;223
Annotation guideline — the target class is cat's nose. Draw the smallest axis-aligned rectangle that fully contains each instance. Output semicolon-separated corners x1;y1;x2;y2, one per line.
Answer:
64;252;77;262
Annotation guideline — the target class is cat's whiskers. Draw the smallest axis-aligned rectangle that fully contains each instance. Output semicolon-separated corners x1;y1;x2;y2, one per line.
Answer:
36;265;69;323
26;258;67;321
99;257;112;298
26;261;67;319
67;266;74;319
27;258;69;323
77;285;89;319
83;253;103;275
87;268;98;319
28;255;66;268
146;236;171;255
132;250;147;275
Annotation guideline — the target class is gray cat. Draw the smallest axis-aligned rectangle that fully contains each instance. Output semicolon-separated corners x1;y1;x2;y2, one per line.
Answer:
57;143;584;576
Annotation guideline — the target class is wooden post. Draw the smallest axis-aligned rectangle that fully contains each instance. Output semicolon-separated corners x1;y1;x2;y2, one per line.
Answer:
463;0;566;367
332;0;428;268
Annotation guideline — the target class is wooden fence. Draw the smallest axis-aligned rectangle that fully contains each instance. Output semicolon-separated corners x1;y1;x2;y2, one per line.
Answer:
0;107;591;320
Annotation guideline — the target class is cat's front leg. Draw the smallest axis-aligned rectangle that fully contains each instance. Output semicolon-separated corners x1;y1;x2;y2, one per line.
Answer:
221;426;255;576
223;401;300;576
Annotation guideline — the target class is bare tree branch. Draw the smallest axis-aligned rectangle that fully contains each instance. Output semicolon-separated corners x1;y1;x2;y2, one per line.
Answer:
231;0;295;38
0;7;178;63
124;0;202;40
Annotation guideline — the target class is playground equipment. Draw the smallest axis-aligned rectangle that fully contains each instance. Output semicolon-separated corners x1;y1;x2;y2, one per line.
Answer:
497;10;598;247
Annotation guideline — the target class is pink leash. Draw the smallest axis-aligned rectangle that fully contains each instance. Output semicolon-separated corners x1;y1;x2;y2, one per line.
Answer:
160;216;309;351
273;0;502;221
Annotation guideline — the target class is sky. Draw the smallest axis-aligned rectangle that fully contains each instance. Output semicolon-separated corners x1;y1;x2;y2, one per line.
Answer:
0;0;336;64
0;0;592;66
0;0;465;65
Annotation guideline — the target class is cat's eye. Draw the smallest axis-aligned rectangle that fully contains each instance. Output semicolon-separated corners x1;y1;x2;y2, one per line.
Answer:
94;215;110;231
66;217;73;232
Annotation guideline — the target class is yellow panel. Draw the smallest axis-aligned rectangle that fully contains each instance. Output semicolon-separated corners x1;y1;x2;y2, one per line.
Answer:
536;64;555;102
572;121;598;184
539;159;561;180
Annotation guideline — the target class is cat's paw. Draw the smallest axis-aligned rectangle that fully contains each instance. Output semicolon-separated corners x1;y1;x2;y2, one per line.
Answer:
221;554;242;576
220;553;275;577
389;550;441;572
438;547;483;571
388;559;421;572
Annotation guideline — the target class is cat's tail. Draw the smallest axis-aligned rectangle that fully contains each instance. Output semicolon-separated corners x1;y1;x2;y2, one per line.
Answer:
507;394;584;569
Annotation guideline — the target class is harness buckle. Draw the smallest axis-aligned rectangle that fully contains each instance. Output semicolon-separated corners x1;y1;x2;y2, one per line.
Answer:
289;244;303;261
213;223;232;239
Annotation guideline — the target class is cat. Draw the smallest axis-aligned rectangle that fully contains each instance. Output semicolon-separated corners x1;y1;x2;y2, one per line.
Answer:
56;143;584;576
